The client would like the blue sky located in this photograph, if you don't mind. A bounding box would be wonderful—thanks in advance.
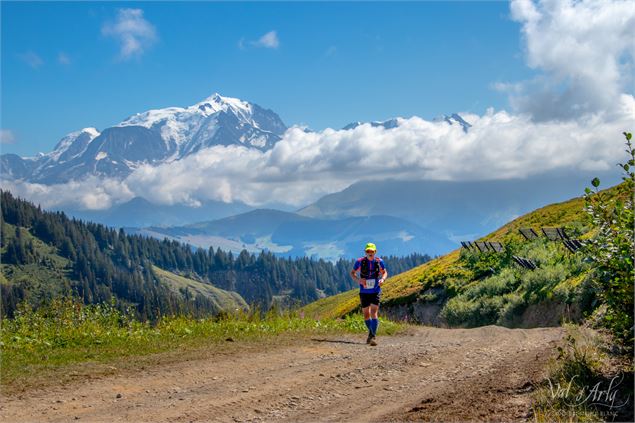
[1,1,533,156]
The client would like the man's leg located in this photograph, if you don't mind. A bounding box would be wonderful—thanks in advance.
[362,305,373,343]
[369,304,380,336]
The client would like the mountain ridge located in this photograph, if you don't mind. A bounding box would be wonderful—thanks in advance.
[0,93,287,184]
[132,208,455,260]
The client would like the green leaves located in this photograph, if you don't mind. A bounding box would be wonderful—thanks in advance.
[583,131,634,351]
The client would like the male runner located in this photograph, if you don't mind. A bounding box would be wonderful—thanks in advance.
[350,242,388,346]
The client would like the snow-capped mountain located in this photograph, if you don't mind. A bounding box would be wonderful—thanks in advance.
[441,113,471,133]
[342,118,400,130]
[0,94,287,184]
[118,93,286,157]
[342,113,471,132]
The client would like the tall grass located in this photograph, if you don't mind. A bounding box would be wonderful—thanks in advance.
[532,325,606,422]
[0,298,402,390]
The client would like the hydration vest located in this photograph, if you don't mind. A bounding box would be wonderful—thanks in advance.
[360,257,382,279]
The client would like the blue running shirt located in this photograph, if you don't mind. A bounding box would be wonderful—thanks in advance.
[353,257,386,294]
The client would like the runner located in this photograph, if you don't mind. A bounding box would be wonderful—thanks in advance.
[350,242,388,346]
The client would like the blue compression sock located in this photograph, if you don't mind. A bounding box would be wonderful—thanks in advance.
[370,318,379,335]
[364,319,372,333]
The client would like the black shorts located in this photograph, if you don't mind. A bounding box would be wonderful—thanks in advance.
[359,292,381,308]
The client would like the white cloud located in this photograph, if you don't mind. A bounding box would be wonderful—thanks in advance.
[1,176,135,211]
[102,8,157,60]
[0,129,16,145]
[253,30,279,49]
[4,96,632,210]
[18,51,43,69]
[501,0,635,121]
[57,52,71,65]
[123,99,631,207]
[3,0,633,212]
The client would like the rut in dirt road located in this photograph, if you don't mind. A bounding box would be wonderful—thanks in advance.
[1,325,564,423]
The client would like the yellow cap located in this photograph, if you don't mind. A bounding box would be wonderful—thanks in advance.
[364,242,377,252]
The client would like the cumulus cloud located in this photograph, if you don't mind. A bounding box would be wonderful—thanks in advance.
[18,51,43,69]
[0,129,16,145]
[122,99,632,207]
[2,176,135,211]
[4,96,632,210]
[253,30,279,49]
[102,8,157,60]
[3,0,633,211]
[501,0,635,121]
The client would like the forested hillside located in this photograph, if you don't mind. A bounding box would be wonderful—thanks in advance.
[0,191,430,318]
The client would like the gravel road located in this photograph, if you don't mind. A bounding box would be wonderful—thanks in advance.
[1,325,564,422]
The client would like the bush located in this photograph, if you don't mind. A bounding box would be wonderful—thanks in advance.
[442,293,508,327]
[460,248,511,280]
[520,264,569,303]
[523,241,566,267]
[463,268,518,299]
[441,296,480,326]
[532,326,610,422]
[496,292,527,325]
[583,132,634,348]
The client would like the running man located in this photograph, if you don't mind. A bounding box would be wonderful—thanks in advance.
[350,242,388,346]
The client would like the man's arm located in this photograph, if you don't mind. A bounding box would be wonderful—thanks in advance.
[350,268,361,283]
[378,265,388,286]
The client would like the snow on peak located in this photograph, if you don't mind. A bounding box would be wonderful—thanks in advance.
[117,93,260,147]
[121,93,253,126]
[49,127,101,161]
[81,127,101,137]
[195,93,253,118]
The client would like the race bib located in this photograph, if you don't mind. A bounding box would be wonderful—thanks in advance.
[364,279,375,289]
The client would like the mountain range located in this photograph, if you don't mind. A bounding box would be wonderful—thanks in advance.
[1,92,618,260]
[0,93,287,184]
[130,208,455,260]
[296,174,609,240]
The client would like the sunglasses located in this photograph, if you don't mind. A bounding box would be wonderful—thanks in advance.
[365,250,376,254]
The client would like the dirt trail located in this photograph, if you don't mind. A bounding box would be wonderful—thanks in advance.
[1,325,563,422]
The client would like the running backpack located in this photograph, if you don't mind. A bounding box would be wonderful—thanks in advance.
[360,257,382,279]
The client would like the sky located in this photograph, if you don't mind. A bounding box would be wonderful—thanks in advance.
[1,0,634,211]
[1,1,533,156]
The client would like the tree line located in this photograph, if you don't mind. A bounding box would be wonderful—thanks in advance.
[0,190,431,319]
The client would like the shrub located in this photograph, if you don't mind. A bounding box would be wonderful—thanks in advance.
[496,292,527,325]
[520,264,569,303]
[463,268,518,299]
[441,296,480,327]
[532,326,606,422]
[583,132,634,348]
[460,248,510,280]
[442,294,507,327]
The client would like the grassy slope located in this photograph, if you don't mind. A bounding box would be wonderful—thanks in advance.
[0,221,247,314]
[0,222,74,298]
[303,184,624,320]
[152,266,248,312]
